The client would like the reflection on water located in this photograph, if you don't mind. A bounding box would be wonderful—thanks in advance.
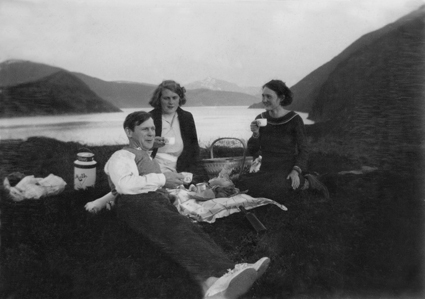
[0,107,313,146]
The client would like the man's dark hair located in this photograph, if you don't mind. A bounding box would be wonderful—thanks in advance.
[123,111,152,131]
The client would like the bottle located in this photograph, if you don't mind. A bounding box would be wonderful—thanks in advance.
[239,206,267,233]
[218,160,233,180]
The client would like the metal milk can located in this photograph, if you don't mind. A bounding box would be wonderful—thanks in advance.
[74,148,97,190]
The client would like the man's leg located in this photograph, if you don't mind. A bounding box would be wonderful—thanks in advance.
[116,192,234,282]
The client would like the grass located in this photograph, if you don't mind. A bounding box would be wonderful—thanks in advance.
[0,137,424,299]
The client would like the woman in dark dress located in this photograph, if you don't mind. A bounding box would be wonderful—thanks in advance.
[235,80,329,202]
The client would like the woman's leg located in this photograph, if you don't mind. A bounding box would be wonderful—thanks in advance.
[116,192,234,282]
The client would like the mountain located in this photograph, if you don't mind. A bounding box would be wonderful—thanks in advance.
[0,61,259,108]
[0,60,62,87]
[0,60,157,108]
[72,72,157,108]
[186,77,260,96]
[184,88,259,106]
[305,5,425,171]
[0,70,121,117]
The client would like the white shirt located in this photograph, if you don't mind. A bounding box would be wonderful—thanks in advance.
[104,150,166,194]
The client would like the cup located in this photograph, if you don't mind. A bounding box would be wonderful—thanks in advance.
[164,137,176,145]
[181,172,193,183]
[257,119,267,127]
[196,182,208,191]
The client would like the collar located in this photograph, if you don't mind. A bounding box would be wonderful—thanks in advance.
[261,111,298,125]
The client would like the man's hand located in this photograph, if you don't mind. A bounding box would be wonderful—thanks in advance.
[163,172,185,189]
[153,136,166,149]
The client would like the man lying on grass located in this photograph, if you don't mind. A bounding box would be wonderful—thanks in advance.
[86,111,269,299]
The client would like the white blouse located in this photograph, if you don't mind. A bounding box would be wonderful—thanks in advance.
[156,113,184,172]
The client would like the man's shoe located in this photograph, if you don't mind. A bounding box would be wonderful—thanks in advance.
[204,267,257,299]
[305,174,330,199]
[234,257,270,279]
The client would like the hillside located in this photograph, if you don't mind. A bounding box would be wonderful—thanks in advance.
[0,71,121,118]
[305,5,425,172]
[288,6,425,113]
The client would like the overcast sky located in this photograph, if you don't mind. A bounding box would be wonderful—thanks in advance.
[0,0,423,87]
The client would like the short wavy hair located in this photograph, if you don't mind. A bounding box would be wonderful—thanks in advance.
[123,111,152,131]
[262,80,293,107]
[149,80,187,108]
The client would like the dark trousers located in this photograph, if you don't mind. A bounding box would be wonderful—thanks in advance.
[116,191,234,282]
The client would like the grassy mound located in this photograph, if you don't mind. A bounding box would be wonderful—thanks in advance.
[0,137,423,299]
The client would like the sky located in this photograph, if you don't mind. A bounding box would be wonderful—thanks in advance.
[0,0,423,87]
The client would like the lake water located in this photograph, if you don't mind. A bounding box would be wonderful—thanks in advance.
[0,106,313,147]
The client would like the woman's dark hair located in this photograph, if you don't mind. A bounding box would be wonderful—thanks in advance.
[123,111,152,131]
[149,80,187,108]
[262,80,293,106]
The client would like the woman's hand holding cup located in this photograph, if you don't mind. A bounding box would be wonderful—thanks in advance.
[257,119,267,127]
[250,120,260,134]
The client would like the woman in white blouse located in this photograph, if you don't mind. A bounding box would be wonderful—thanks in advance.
[149,80,200,175]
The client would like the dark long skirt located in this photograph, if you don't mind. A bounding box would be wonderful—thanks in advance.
[116,191,234,283]
[236,163,305,203]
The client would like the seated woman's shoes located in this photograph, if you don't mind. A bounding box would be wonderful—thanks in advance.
[204,267,257,299]
[235,257,270,279]
[305,174,330,199]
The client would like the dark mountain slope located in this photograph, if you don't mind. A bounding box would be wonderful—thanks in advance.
[288,5,425,113]
[0,60,62,87]
[72,72,157,108]
[0,71,121,117]
[306,7,425,171]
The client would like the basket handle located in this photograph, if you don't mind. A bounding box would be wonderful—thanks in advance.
[209,137,247,176]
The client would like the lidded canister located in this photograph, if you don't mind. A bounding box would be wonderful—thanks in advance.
[74,148,97,190]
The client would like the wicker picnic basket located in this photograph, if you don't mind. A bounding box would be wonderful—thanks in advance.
[201,137,253,179]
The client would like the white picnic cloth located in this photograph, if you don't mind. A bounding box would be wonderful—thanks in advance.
[168,188,287,223]
[3,174,67,201]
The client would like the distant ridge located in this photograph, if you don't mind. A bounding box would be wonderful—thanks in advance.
[0,60,260,108]
[186,77,260,96]
[185,88,259,106]
[0,71,121,118]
